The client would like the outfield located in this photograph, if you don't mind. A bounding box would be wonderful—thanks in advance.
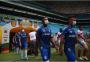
[0,44,90,62]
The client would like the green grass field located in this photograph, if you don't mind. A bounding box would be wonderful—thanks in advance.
[0,44,90,62]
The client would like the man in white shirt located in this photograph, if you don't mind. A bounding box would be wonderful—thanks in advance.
[29,31,36,41]
[29,31,38,57]
[77,26,88,60]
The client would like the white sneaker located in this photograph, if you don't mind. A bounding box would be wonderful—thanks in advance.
[44,60,49,62]
[78,57,84,60]
[26,57,28,60]
[75,60,77,62]
[82,56,88,60]
[24,57,28,60]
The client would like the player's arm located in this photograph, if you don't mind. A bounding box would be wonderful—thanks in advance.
[19,34,22,48]
[19,37,21,47]
[60,34,64,48]
[26,33,29,45]
[59,34,64,52]
[59,29,66,52]
[14,35,16,43]
[50,36,56,47]
[28,33,30,42]
[36,30,40,48]
[26,33,29,42]
[50,31,56,47]
[77,32,86,41]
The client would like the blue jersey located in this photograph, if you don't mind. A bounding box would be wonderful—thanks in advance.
[20,32,28,48]
[63,26,77,61]
[37,26,51,48]
[63,26,77,48]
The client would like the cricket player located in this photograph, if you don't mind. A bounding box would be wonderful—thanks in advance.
[20,29,28,60]
[36,16,55,62]
[15,32,21,54]
[62,16,77,61]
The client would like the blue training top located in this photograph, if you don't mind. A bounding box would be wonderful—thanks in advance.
[63,26,77,48]
[15,33,21,46]
[37,26,51,48]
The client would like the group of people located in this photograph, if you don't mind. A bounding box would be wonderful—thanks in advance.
[14,29,28,60]
[37,16,89,62]
[54,16,89,62]
[12,16,89,62]
[13,29,38,60]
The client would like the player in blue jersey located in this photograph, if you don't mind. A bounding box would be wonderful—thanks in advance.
[15,32,21,54]
[20,29,28,60]
[62,16,77,61]
[36,16,55,62]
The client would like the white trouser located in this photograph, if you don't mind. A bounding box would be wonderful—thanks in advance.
[44,60,49,62]
[16,47,19,54]
[20,49,28,59]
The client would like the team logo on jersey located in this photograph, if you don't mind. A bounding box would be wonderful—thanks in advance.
[49,30,51,32]
[44,56,47,60]
[69,35,76,37]
[44,33,50,35]
[68,29,72,33]
[40,46,43,49]
[42,29,46,32]
[68,48,71,52]
[70,31,72,33]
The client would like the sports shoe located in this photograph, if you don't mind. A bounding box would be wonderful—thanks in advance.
[78,57,84,60]
[82,56,88,60]
[24,57,28,60]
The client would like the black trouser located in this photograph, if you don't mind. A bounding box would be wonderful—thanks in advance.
[30,40,38,56]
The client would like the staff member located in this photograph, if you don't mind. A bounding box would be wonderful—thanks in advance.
[29,30,38,57]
